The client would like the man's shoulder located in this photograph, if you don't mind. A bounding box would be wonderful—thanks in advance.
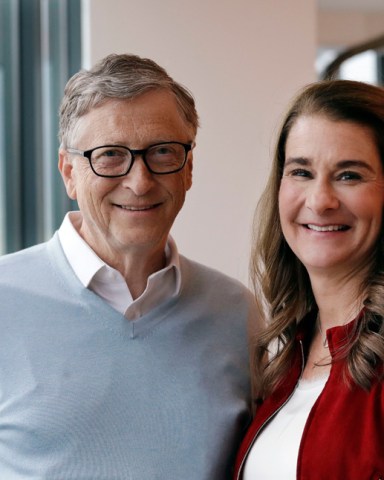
[0,239,54,285]
[0,241,49,264]
[179,254,252,297]
[178,255,259,336]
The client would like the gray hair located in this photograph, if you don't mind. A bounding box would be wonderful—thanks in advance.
[59,53,199,146]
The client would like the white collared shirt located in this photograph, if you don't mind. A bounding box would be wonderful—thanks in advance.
[58,211,181,320]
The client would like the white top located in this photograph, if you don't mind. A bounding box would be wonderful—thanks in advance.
[58,211,181,320]
[243,374,328,479]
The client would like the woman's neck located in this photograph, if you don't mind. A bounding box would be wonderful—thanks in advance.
[309,269,365,330]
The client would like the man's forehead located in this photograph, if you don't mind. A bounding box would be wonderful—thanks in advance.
[70,92,194,147]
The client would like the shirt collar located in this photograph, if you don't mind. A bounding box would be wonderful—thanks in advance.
[58,211,105,287]
[57,211,181,291]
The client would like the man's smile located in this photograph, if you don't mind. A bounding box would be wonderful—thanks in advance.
[114,202,162,211]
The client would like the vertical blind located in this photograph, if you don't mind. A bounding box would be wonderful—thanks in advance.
[0,0,81,254]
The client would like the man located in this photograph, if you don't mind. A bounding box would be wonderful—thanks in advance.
[0,54,255,479]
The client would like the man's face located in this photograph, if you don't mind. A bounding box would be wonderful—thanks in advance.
[59,90,194,263]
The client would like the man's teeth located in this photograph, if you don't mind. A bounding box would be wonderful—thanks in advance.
[307,224,346,232]
[119,205,153,211]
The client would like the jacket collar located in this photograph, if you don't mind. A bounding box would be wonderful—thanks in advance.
[296,309,363,358]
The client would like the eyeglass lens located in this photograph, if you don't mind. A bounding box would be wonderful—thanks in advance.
[90,143,186,176]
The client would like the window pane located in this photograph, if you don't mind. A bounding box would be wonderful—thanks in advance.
[0,0,81,254]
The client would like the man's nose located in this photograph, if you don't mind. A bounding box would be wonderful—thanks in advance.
[120,156,155,195]
[305,180,339,214]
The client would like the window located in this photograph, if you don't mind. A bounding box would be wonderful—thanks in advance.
[0,0,81,254]
[317,47,383,85]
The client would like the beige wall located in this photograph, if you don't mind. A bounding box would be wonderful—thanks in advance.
[318,10,384,46]
[81,0,317,285]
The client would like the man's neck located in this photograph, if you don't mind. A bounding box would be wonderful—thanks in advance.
[112,249,167,300]
[74,217,169,300]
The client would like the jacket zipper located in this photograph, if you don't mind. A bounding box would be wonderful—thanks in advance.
[236,340,305,479]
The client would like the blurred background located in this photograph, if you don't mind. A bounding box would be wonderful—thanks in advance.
[1,0,383,285]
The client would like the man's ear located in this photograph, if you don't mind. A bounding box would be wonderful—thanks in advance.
[185,151,193,191]
[58,149,77,200]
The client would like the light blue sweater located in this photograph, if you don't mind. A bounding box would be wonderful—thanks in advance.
[0,234,254,479]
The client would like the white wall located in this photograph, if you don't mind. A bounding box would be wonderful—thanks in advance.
[82,0,317,285]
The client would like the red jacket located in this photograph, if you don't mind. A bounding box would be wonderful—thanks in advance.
[234,316,384,479]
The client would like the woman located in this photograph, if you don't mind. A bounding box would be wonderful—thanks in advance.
[234,80,384,479]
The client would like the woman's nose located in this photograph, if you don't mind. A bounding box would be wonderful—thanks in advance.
[305,180,339,214]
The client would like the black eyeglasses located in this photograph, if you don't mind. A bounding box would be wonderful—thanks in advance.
[66,141,192,178]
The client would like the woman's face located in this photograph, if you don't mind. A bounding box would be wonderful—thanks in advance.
[279,114,384,279]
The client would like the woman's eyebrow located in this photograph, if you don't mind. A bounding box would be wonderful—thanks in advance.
[284,158,375,172]
[284,157,311,167]
[336,159,375,172]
